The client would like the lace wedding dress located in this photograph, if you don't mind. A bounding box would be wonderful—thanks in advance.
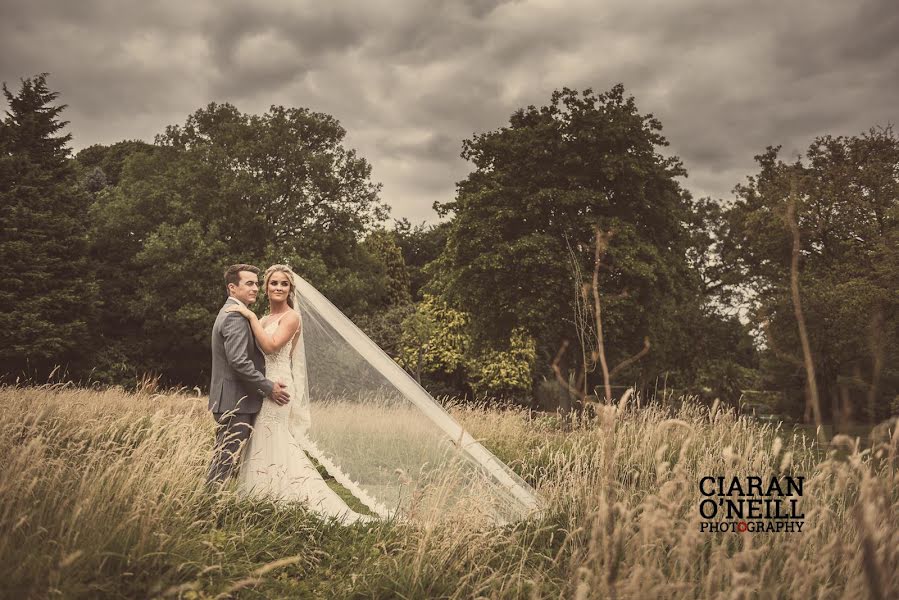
[237,314,373,524]
[231,269,540,525]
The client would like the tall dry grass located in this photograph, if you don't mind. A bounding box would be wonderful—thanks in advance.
[0,385,896,599]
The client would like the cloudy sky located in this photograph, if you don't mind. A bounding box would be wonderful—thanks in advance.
[2,0,896,224]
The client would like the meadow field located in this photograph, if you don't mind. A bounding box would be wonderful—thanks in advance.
[1,384,896,599]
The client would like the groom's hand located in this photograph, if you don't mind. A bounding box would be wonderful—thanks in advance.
[270,382,290,405]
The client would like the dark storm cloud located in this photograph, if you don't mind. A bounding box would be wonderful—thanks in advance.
[202,3,371,98]
[2,0,895,221]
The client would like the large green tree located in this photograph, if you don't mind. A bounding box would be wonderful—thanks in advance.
[0,74,96,379]
[85,102,389,386]
[84,145,231,384]
[718,128,899,421]
[158,103,387,252]
[432,85,751,397]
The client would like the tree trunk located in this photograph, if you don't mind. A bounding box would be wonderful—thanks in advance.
[786,190,824,437]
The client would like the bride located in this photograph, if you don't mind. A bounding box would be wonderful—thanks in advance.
[225,264,373,524]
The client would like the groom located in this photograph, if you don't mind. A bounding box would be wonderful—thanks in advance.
[206,264,290,486]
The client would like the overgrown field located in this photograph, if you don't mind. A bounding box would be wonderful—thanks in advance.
[1,385,896,599]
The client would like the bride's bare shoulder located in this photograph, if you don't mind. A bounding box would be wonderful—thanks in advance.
[283,309,300,328]
[271,310,300,331]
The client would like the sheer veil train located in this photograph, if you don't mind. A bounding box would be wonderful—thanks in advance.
[286,271,541,524]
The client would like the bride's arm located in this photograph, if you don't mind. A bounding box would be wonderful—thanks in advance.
[225,306,300,354]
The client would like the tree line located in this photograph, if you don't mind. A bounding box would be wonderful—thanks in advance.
[1,74,895,423]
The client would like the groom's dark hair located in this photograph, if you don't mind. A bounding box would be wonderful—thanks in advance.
[224,263,260,292]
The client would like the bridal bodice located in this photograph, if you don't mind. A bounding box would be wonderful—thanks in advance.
[254,317,294,428]
[262,316,293,377]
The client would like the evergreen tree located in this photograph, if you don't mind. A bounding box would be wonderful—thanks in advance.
[0,73,96,379]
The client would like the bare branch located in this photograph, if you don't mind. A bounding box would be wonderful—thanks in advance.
[592,226,613,402]
[609,337,651,380]
[556,225,649,411]
[786,183,823,433]
[551,340,586,402]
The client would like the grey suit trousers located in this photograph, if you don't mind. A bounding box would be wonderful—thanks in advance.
[206,412,256,486]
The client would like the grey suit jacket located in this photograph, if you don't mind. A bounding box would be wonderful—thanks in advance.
[208,297,274,414]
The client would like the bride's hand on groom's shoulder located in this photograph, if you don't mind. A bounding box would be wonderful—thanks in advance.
[225,304,256,320]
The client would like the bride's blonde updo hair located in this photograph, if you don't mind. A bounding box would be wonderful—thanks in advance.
[262,264,298,309]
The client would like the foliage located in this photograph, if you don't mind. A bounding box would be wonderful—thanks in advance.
[131,220,230,379]
[158,102,388,251]
[432,85,754,395]
[718,128,899,420]
[0,73,97,379]
[359,228,412,308]
[468,327,538,399]
[392,218,451,300]
[76,102,390,385]
[5,74,891,414]
[353,302,415,362]
[397,294,471,394]
[395,295,539,399]
[74,139,158,187]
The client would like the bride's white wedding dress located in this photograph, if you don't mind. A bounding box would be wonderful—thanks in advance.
[237,314,373,524]
[225,269,540,525]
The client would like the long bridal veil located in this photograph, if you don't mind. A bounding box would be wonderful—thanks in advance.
[284,271,541,524]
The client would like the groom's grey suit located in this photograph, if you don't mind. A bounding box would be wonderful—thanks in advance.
[206,297,274,485]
